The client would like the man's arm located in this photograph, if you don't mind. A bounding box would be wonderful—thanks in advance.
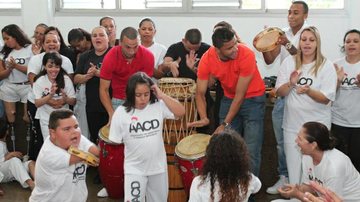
[263,46,281,65]
[187,79,210,127]
[99,78,114,126]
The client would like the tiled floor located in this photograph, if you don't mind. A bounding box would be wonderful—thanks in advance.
[0,104,287,201]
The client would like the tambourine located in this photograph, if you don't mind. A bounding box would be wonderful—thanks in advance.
[68,145,99,167]
[253,27,284,52]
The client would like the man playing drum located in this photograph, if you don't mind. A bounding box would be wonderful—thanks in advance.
[99,27,154,125]
[260,1,309,194]
[188,27,265,179]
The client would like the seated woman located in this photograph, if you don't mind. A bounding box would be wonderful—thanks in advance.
[277,122,360,202]
[189,129,261,202]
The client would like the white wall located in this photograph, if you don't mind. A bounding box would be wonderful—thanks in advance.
[1,0,359,77]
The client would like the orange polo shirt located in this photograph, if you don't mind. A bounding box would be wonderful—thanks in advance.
[197,44,265,99]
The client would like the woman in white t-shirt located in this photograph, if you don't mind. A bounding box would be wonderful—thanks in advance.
[188,129,261,202]
[138,18,167,80]
[0,24,33,144]
[278,121,360,202]
[108,72,185,202]
[33,52,76,140]
[275,26,337,185]
[331,29,360,172]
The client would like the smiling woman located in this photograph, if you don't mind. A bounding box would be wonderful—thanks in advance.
[275,121,360,202]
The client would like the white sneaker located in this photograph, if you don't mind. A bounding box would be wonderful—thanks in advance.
[97,187,108,198]
[266,175,289,194]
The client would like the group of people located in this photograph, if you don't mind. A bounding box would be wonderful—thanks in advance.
[0,0,359,201]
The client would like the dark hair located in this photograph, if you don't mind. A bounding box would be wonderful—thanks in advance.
[120,27,138,41]
[200,129,251,202]
[340,29,360,52]
[139,17,156,29]
[67,28,91,44]
[212,27,235,49]
[0,119,7,139]
[123,72,157,113]
[293,1,309,14]
[302,122,336,151]
[213,21,233,30]
[99,16,116,26]
[34,52,66,95]
[1,24,32,59]
[184,28,202,45]
[49,109,74,130]
[44,26,67,50]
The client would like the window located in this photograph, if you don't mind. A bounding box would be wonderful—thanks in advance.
[0,0,21,9]
[58,0,345,11]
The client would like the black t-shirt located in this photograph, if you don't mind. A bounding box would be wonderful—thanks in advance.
[60,46,77,69]
[165,42,210,81]
[75,47,111,112]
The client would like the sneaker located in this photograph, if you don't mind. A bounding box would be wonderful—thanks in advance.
[97,187,108,198]
[266,175,289,194]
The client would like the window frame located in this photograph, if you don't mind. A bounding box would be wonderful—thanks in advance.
[54,0,348,17]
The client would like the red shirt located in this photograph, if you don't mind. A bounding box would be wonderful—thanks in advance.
[100,45,154,99]
[197,44,265,99]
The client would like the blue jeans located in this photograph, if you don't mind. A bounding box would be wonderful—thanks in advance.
[112,98,125,110]
[219,94,265,176]
[272,98,288,177]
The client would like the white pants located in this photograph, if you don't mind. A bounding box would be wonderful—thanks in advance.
[40,118,49,140]
[284,129,302,184]
[124,172,168,202]
[0,158,31,188]
[74,84,89,139]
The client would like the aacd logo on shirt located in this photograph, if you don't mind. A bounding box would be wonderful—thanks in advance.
[129,116,160,133]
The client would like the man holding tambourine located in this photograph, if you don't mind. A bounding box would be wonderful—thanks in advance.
[253,0,310,195]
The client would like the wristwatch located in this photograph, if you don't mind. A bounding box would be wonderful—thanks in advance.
[285,42,293,50]
[221,121,229,128]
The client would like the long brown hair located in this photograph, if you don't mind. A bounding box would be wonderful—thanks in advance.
[200,129,251,202]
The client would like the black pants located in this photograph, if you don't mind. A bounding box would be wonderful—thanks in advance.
[27,101,44,161]
[86,110,108,144]
[331,123,360,172]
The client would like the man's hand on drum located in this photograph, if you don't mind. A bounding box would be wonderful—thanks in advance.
[169,57,181,77]
[187,117,210,128]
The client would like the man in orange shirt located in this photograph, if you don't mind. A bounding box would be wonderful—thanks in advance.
[188,27,265,177]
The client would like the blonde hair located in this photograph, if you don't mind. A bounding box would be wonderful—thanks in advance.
[295,26,326,77]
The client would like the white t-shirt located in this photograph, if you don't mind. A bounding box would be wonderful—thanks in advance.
[276,57,337,136]
[331,57,360,127]
[301,149,360,201]
[109,100,175,176]
[147,42,167,69]
[33,75,75,121]
[29,136,94,202]
[188,173,261,202]
[2,45,33,83]
[27,52,74,103]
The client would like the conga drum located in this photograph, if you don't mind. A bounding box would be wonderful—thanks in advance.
[175,133,211,196]
[158,77,197,202]
[253,27,284,52]
[98,125,125,199]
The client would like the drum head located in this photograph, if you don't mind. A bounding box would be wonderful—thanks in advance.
[253,27,284,52]
[98,125,114,143]
[175,133,211,160]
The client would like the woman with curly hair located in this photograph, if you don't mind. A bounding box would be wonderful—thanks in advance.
[189,129,261,202]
